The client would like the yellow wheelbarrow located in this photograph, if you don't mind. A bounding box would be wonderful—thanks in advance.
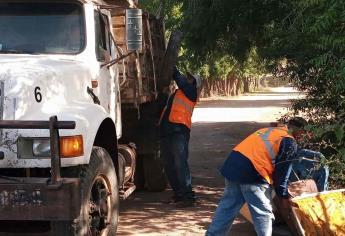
[240,180,345,236]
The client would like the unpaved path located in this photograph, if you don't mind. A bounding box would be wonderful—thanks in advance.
[117,87,302,236]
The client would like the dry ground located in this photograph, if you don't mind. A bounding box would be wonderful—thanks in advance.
[117,87,302,236]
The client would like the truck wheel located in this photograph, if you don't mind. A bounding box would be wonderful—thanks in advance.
[134,156,146,190]
[51,147,119,236]
[142,150,167,192]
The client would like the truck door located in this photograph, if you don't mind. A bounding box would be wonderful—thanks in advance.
[94,10,121,137]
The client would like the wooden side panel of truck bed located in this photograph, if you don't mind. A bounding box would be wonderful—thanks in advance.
[112,8,166,105]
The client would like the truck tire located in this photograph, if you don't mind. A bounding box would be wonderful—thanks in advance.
[134,156,146,190]
[51,147,119,236]
[142,149,167,192]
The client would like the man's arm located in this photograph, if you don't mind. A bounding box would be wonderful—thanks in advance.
[173,67,197,102]
[273,137,298,198]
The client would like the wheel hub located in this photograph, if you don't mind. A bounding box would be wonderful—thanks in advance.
[88,176,111,236]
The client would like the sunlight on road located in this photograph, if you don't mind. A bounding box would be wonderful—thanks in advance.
[193,87,302,123]
[193,107,288,122]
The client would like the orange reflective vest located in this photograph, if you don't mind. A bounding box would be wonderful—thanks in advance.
[159,89,196,129]
[233,126,293,184]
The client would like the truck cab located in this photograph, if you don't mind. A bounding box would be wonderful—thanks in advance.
[0,0,122,167]
[0,0,166,235]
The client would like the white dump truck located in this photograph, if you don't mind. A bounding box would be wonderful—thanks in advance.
[0,0,168,235]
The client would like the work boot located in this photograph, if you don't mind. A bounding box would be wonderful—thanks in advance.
[162,195,183,204]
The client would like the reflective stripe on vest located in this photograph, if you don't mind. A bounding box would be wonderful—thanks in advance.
[168,90,196,129]
[172,96,194,113]
[233,126,293,184]
[257,127,276,164]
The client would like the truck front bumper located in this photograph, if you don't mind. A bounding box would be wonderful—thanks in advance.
[0,177,80,221]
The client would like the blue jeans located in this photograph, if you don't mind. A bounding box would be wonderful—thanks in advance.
[161,132,194,200]
[206,179,274,236]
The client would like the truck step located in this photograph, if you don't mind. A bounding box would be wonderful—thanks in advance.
[120,183,136,200]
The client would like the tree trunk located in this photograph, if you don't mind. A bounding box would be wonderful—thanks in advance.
[226,78,230,96]
[228,75,236,96]
[243,77,250,93]
[236,78,242,95]
[203,80,211,97]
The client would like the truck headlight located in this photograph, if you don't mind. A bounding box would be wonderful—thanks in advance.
[33,139,51,157]
[17,135,84,159]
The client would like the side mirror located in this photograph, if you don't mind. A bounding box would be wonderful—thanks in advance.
[126,9,143,52]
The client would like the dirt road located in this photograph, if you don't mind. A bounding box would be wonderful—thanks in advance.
[117,87,301,236]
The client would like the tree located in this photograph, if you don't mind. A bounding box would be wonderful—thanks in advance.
[261,0,345,187]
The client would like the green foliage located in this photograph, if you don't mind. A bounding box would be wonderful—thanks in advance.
[140,0,184,33]
[140,0,269,84]
[263,0,345,187]
[213,56,235,80]
[302,121,345,188]
[263,0,345,116]
[242,47,267,78]
[182,0,285,62]
[139,0,160,13]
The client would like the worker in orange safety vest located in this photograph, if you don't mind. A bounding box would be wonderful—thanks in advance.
[206,118,305,236]
[159,66,202,208]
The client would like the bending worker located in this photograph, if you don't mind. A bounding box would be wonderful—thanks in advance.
[159,66,202,208]
[206,118,305,236]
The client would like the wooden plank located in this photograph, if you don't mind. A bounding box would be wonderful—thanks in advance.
[113,28,126,42]
[112,16,125,25]
[103,0,137,8]
[145,14,157,92]
[114,10,167,105]
[158,30,183,90]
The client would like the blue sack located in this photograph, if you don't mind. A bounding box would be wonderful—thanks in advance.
[289,149,329,192]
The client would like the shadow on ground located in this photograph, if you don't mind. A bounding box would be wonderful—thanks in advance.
[119,88,297,235]
[119,122,268,236]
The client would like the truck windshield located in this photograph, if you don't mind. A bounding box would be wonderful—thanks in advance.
[0,2,85,54]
